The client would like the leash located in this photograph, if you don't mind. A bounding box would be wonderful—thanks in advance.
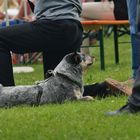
[36,85,43,106]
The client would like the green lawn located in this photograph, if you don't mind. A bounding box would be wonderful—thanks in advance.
[1,33,139,140]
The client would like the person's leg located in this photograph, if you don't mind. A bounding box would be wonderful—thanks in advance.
[46,20,83,73]
[81,1,115,20]
[0,21,46,86]
[127,0,140,79]
[131,34,140,78]
[106,0,140,115]
[83,82,113,98]
[106,67,140,115]
[0,49,15,86]
[0,19,83,86]
[43,51,73,76]
[128,67,140,109]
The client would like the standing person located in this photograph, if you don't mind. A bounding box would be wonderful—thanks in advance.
[127,0,140,81]
[106,0,140,115]
[0,0,83,86]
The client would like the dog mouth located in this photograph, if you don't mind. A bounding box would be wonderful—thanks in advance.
[80,54,95,70]
[87,62,93,66]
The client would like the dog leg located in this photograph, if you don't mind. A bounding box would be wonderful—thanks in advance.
[78,96,94,101]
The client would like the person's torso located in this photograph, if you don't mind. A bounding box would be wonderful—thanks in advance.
[34,0,82,21]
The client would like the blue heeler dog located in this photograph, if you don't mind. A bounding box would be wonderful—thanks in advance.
[0,52,93,108]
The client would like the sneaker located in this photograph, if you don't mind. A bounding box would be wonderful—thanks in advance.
[105,78,132,96]
[106,103,140,116]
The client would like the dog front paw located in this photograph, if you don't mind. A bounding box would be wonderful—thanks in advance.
[79,96,94,101]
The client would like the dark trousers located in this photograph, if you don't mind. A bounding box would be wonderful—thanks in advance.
[129,67,140,107]
[0,19,83,86]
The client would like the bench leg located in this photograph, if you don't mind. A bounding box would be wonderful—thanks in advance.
[113,25,119,64]
[98,28,105,70]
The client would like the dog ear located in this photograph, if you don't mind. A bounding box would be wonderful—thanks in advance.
[72,52,82,64]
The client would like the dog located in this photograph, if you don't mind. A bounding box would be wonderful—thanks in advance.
[0,52,93,108]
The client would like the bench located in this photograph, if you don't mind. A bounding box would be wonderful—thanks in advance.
[81,20,130,70]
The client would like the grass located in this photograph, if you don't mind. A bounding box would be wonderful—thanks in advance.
[1,33,139,140]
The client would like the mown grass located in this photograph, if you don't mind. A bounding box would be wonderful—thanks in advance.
[1,33,140,140]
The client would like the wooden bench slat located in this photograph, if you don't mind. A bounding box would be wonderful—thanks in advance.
[81,20,129,25]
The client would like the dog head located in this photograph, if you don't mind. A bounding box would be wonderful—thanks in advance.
[80,54,95,70]
[54,52,95,74]
[53,52,86,86]
[54,52,95,86]
[54,52,87,74]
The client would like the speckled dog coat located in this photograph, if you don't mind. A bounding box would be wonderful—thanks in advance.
[0,52,87,108]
